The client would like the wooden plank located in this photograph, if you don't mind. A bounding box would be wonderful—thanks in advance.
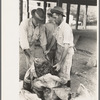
[19,0,23,24]
[57,0,62,7]
[33,0,97,6]
[86,5,88,15]
[66,3,70,23]
[76,4,80,29]
[27,0,29,18]
[83,5,88,29]
[44,0,47,23]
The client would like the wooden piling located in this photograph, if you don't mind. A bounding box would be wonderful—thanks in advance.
[19,0,23,24]
[76,4,80,29]
[66,3,70,23]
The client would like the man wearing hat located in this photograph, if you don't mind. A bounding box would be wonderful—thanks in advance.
[44,8,57,64]
[19,8,47,79]
[51,6,74,86]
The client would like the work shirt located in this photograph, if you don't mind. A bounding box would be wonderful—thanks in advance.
[19,18,47,50]
[53,20,74,47]
[45,22,57,50]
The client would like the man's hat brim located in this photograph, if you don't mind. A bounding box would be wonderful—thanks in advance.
[51,9,65,17]
[47,13,52,16]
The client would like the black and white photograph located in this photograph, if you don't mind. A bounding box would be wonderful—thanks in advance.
[19,0,98,100]
[2,0,98,100]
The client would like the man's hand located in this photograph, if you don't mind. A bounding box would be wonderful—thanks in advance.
[24,78,31,83]
[43,50,50,61]
[53,63,61,71]
[44,50,50,55]
[24,49,35,65]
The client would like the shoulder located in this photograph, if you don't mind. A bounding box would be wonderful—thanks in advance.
[61,22,72,33]
[45,22,55,27]
[64,22,71,29]
[45,23,55,31]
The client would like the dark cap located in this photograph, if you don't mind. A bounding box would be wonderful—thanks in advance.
[51,6,65,17]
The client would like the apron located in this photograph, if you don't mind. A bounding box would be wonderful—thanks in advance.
[55,44,74,83]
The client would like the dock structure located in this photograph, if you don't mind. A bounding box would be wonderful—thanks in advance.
[19,0,97,29]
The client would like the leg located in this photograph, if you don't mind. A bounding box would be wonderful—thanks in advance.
[59,48,74,84]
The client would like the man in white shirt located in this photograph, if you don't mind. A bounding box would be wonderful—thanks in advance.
[19,8,47,79]
[51,6,74,86]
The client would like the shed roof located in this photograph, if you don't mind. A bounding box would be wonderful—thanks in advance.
[33,0,97,6]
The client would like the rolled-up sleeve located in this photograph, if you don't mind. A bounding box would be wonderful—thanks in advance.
[39,25,47,46]
[19,20,30,50]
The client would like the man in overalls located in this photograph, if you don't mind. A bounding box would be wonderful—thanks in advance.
[51,6,74,86]
[44,8,57,65]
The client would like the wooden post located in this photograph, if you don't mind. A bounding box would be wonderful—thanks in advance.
[26,0,29,18]
[57,0,62,7]
[19,0,23,24]
[83,5,88,29]
[44,0,47,23]
[76,4,80,29]
[66,3,70,23]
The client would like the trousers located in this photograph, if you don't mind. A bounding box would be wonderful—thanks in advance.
[54,44,74,83]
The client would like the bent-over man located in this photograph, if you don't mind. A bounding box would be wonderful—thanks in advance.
[19,8,47,79]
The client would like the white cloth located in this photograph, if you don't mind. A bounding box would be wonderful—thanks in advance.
[32,73,62,89]
[24,62,37,83]
[19,89,41,100]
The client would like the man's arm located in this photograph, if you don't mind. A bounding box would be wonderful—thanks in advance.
[44,24,56,54]
[59,24,73,65]
[41,45,46,52]
[24,49,32,58]
[39,25,47,52]
[19,20,34,65]
[48,36,56,50]
[24,49,35,64]
[59,44,69,65]
[19,19,30,50]
[53,44,69,71]
[45,36,56,54]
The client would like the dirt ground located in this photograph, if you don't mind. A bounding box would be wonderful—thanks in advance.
[71,32,97,100]
[71,50,97,100]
